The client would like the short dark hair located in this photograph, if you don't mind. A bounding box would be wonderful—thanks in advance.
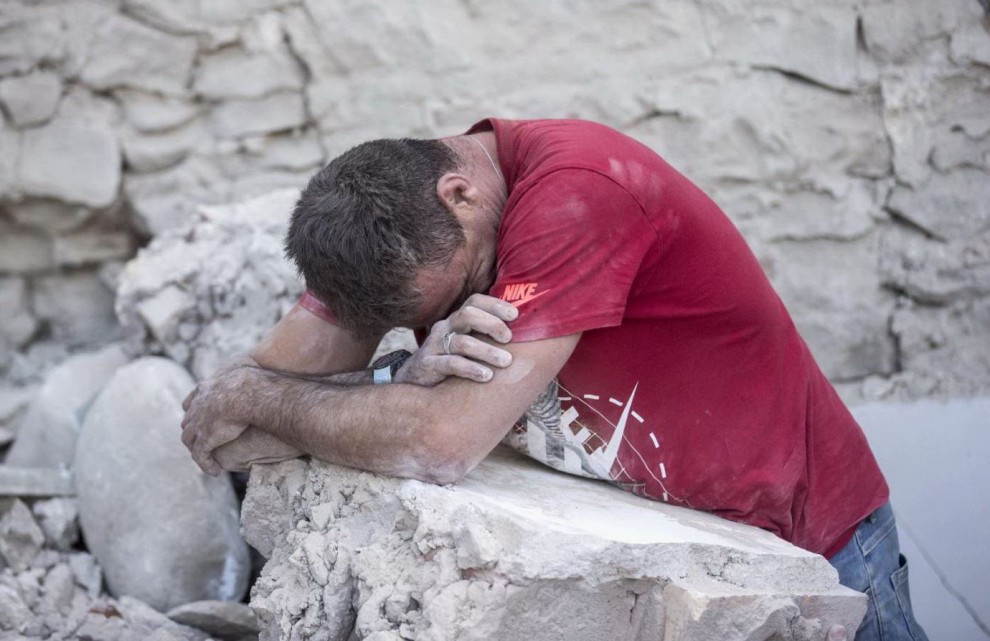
[285,138,464,337]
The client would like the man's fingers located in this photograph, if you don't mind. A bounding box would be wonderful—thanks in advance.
[433,355,494,383]
[448,334,512,368]
[463,294,519,322]
[182,387,198,412]
[449,306,513,344]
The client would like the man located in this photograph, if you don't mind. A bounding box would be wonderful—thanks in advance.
[181,119,927,641]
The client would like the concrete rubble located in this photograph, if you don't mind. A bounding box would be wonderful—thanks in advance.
[244,448,866,641]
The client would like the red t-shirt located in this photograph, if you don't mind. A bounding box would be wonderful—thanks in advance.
[469,118,888,556]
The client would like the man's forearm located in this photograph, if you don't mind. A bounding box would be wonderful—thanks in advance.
[231,365,456,482]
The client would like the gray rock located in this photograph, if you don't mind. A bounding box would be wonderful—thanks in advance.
[0,583,31,633]
[122,0,294,34]
[0,71,61,128]
[167,600,259,640]
[6,344,128,469]
[123,156,228,236]
[116,189,304,378]
[0,3,63,76]
[121,120,204,174]
[0,385,36,438]
[39,562,75,618]
[0,278,37,350]
[80,14,198,96]
[66,552,102,599]
[31,272,120,348]
[194,44,305,101]
[888,169,990,241]
[210,93,307,139]
[116,596,211,640]
[31,499,79,551]
[4,199,95,235]
[118,91,201,134]
[0,500,44,573]
[0,122,19,199]
[53,231,135,268]
[75,358,250,612]
[703,2,859,90]
[0,468,74,497]
[17,119,121,208]
[0,224,53,274]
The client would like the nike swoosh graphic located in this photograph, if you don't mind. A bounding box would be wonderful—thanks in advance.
[509,289,550,308]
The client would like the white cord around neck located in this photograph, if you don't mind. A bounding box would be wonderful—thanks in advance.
[470,136,503,182]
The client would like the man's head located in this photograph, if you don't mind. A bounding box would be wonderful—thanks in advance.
[286,138,466,337]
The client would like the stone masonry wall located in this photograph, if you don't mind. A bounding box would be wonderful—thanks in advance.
[1,0,989,407]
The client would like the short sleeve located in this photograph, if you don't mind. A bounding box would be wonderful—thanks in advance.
[490,169,657,342]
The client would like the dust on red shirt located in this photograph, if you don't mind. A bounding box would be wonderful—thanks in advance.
[471,118,889,556]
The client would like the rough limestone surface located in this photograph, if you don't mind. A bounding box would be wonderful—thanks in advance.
[243,448,866,641]
[75,357,250,611]
[0,0,988,404]
[116,189,304,379]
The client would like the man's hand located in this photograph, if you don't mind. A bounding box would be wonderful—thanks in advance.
[180,358,254,476]
[395,294,518,387]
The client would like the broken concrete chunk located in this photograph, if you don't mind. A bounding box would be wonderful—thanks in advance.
[0,70,62,128]
[167,600,260,640]
[135,285,196,345]
[244,447,866,641]
[116,189,304,378]
[75,358,249,612]
[32,498,80,551]
[66,552,103,599]
[39,562,75,618]
[0,583,32,633]
[0,500,45,573]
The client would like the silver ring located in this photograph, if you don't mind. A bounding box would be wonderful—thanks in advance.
[442,331,456,355]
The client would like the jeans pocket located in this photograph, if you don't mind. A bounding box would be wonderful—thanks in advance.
[891,555,930,641]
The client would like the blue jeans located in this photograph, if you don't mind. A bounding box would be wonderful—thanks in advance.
[828,502,930,641]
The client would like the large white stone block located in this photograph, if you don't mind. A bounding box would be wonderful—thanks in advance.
[79,14,198,96]
[210,92,308,139]
[75,357,250,611]
[17,119,121,208]
[244,447,866,641]
[194,45,305,101]
[702,2,860,90]
[0,70,62,128]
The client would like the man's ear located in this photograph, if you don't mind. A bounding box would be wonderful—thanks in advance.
[436,173,479,210]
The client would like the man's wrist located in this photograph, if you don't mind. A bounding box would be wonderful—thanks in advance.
[371,350,413,384]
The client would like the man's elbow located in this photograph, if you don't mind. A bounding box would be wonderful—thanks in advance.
[409,416,477,486]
